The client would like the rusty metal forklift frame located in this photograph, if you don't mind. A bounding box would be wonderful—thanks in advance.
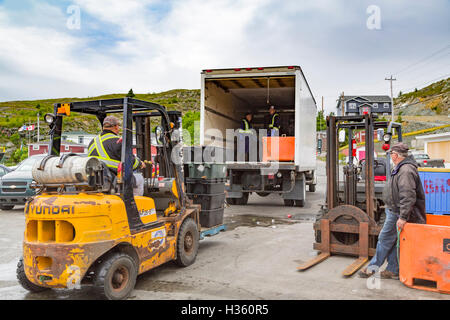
[298,114,402,276]
[46,98,184,234]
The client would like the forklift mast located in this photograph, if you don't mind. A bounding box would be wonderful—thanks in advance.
[46,98,184,232]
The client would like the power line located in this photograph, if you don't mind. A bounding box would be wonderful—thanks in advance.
[393,43,450,76]
[400,73,450,93]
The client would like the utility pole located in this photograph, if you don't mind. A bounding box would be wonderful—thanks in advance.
[340,92,345,116]
[385,75,397,122]
[37,111,40,143]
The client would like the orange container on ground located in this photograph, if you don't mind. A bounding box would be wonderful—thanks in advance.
[399,214,450,294]
[262,137,295,162]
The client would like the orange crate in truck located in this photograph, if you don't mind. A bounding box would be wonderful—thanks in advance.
[399,214,450,294]
[262,137,295,162]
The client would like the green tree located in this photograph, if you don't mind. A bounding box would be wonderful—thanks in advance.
[316,110,326,131]
[396,111,403,123]
[127,89,135,98]
[182,111,200,145]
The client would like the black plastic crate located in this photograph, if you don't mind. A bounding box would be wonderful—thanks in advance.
[186,178,226,194]
[199,207,224,228]
[187,192,226,210]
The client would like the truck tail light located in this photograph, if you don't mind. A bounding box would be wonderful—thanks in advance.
[257,67,264,70]
[288,66,295,69]
[234,68,241,71]
[423,160,427,165]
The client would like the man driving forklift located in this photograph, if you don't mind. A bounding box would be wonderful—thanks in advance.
[87,115,146,196]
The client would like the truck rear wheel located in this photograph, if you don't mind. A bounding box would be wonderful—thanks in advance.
[16,258,49,293]
[284,199,294,206]
[175,218,199,267]
[0,205,14,210]
[93,252,137,300]
[226,198,236,205]
[235,193,249,205]
[294,199,305,207]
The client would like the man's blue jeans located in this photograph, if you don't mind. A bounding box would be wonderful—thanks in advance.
[367,208,399,274]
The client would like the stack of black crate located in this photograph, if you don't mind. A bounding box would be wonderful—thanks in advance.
[183,146,227,228]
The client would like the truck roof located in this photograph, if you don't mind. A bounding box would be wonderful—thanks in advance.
[202,65,300,74]
[201,65,316,105]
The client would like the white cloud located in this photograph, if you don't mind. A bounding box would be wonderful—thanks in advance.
[0,0,448,115]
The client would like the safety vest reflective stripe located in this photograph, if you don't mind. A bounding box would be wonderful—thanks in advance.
[88,134,120,169]
[239,119,253,134]
[269,113,279,130]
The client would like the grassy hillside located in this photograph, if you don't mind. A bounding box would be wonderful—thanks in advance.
[0,89,200,164]
[394,77,450,116]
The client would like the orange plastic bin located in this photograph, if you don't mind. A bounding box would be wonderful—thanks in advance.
[262,137,295,162]
[399,214,450,294]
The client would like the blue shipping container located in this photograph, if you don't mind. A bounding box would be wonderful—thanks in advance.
[418,168,450,215]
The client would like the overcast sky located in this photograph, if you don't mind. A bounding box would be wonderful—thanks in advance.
[0,0,449,113]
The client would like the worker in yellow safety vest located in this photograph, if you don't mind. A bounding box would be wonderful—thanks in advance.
[88,116,146,195]
[238,111,254,161]
[267,105,280,137]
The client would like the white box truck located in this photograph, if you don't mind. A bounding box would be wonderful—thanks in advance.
[199,66,317,206]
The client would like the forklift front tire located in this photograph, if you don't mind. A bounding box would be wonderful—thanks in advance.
[175,218,199,267]
[93,252,138,300]
[16,258,49,293]
[308,184,316,192]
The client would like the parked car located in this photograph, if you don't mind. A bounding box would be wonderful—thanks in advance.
[0,164,12,178]
[410,152,445,168]
[0,155,45,210]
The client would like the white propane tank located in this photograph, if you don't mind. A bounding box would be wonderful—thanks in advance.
[32,156,103,185]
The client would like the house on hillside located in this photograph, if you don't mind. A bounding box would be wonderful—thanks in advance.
[62,131,97,146]
[336,95,392,116]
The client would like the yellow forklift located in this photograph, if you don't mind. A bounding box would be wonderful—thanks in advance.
[16,98,206,299]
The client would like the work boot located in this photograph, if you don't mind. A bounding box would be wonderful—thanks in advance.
[380,270,399,280]
[358,267,375,278]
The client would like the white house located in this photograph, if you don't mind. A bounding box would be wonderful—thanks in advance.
[415,132,450,167]
[61,131,97,147]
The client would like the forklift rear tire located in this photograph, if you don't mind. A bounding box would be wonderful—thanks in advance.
[93,252,137,300]
[308,184,316,192]
[0,205,14,210]
[294,199,305,207]
[283,199,294,206]
[175,218,199,267]
[16,258,49,293]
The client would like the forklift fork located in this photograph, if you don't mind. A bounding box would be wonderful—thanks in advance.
[298,114,381,276]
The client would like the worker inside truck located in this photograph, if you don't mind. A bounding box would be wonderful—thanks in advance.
[267,105,281,136]
[238,111,255,161]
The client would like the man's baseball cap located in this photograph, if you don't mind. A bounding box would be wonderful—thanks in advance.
[103,116,120,127]
[245,110,252,116]
[389,142,409,154]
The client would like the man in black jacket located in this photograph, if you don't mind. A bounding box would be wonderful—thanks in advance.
[88,116,146,195]
[359,142,426,280]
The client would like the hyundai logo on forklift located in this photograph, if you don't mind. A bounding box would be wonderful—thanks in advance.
[26,203,75,215]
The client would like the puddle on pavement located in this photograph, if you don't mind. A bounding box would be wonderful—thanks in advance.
[223,214,303,231]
